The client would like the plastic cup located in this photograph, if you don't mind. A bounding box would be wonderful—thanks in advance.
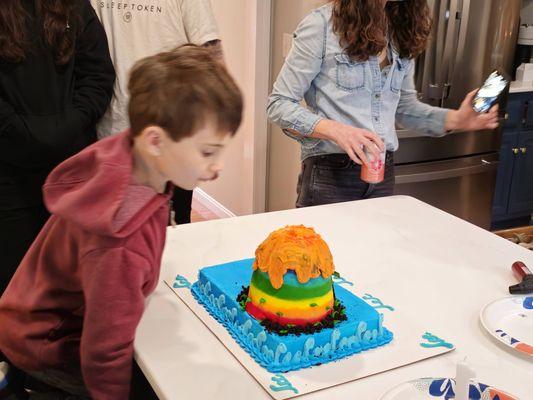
[361,147,385,184]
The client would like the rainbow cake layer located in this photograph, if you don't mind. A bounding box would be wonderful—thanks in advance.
[191,226,393,372]
[246,270,334,326]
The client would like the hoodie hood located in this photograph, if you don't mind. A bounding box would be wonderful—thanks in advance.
[43,130,171,238]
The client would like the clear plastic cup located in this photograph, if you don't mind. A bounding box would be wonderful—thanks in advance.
[361,146,385,184]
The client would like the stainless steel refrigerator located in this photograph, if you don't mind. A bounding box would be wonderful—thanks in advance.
[394,0,521,229]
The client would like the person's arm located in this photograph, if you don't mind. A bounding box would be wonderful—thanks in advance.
[444,89,499,132]
[181,0,219,44]
[80,247,153,400]
[181,0,223,61]
[70,0,115,136]
[202,39,224,63]
[267,11,383,165]
[396,60,498,134]
[395,60,450,136]
[0,2,114,168]
[266,10,326,137]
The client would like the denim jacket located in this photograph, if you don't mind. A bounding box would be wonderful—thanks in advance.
[267,4,450,161]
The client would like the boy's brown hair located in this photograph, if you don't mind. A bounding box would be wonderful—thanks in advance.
[128,44,243,140]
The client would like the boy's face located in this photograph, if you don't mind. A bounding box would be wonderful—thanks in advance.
[156,120,232,190]
[135,119,232,192]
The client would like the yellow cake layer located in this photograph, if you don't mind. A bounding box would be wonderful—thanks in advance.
[248,284,334,320]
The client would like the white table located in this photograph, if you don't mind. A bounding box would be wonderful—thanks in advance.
[135,196,533,399]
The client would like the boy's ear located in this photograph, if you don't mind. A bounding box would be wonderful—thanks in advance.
[140,126,167,157]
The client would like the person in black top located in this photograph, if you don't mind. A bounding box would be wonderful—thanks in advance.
[0,0,115,296]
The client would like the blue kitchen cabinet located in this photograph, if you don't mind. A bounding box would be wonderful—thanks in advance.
[504,96,523,129]
[492,92,533,226]
[492,130,519,218]
[508,130,533,215]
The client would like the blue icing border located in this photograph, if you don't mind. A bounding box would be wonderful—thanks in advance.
[190,259,393,373]
[419,332,454,349]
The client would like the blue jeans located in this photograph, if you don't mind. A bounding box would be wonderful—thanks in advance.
[22,360,158,400]
[296,152,395,208]
[24,369,90,399]
[0,205,49,296]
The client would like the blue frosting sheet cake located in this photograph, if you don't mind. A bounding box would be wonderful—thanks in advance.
[191,258,393,372]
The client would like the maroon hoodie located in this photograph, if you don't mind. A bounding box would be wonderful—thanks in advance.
[0,131,171,399]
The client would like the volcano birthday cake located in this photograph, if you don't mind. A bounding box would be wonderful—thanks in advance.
[191,225,393,372]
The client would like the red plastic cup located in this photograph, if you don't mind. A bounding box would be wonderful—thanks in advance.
[361,147,385,184]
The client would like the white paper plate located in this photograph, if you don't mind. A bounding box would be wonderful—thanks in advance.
[380,377,519,400]
[480,296,533,357]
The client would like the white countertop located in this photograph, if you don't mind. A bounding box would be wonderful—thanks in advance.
[134,196,533,400]
[510,80,533,93]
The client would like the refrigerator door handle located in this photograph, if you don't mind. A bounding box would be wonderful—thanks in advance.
[426,0,462,103]
[433,0,448,85]
[395,160,499,184]
[454,0,471,84]
[425,0,450,101]
[441,0,460,102]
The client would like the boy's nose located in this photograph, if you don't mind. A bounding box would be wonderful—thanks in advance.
[210,161,223,173]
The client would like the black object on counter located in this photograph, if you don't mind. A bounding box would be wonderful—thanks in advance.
[509,261,533,295]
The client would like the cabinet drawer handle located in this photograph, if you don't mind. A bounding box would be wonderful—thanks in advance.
[521,147,527,154]
[512,148,519,154]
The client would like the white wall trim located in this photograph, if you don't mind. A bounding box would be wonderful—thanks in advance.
[193,188,236,219]
[251,0,272,214]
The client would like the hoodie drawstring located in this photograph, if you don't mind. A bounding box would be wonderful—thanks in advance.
[169,200,177,228]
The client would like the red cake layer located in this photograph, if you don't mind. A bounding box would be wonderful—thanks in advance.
[245,301,333,327]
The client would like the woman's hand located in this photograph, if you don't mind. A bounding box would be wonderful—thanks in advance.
[445,89,499,132]
[311,119,385,165]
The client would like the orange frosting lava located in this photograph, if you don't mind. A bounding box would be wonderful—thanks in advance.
[253,225,335,289]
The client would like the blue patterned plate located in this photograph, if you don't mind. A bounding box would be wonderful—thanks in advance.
[480,296,533,357]
[380,377,518,400]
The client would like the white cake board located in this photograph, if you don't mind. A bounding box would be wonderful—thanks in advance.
[165,267,454,400]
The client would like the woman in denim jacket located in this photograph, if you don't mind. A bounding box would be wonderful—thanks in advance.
[267,0,499,207]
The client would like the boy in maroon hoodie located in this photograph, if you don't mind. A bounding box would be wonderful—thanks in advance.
[0,45,243,399]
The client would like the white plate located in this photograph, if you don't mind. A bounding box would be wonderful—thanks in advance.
[480,296,533,357]
[380,377,519,400]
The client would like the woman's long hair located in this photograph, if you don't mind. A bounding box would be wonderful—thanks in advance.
[331,0,432,61]
[0,0,78,64]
